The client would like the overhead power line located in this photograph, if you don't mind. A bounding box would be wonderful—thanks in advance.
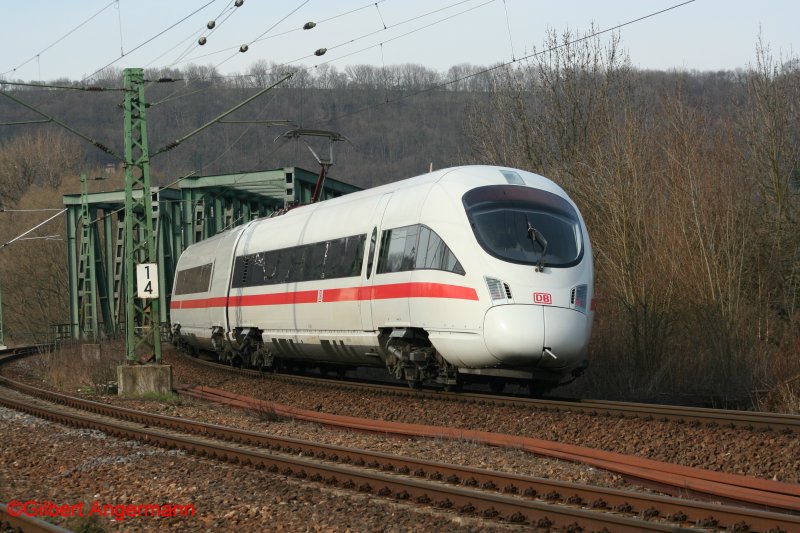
[0,209,67,250]
[145,0,242,70]
[211,0,312,72]
[167,0,387,69]
[1,1,117,78]
[315,0,698,125]
[0,81,125,92]
[82,0,219,83]
[0,89,122,159]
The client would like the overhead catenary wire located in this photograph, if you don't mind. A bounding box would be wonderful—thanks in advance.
[0,89,122,159]
[82,0,219,83]
[0,209,67,250]
[169,0,487,81]
[312,0,698,126]
[0,208,66,212]
[166,0,386,69]
[2,0,698,231]
[85,80,291,227]
[306,0,494,69]
[151,72,292,156]
[501,0,515,62]
[211,0,312,73]
[1,0,117,78]
[145,0,240,71]
[143,1,244,108]
[115,0,125,56]
[0,80,125,92]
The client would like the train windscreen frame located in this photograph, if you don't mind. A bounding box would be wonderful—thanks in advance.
[462,185,583,268]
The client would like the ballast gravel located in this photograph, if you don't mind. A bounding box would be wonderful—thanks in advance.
[2,347,798,531]
[0,407,528,532]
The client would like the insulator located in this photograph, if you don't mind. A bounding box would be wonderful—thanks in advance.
[198,36,207,45]
[303,22,316,30]
[240,44,249,53]
[234,0,244,6]
[207,20,216,30]
[314,48,327,56]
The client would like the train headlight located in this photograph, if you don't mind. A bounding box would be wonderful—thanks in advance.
[571,284,588,313]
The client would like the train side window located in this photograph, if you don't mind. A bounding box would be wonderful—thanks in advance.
[378,224,465,276]
[419,228,465,275]
[232,233,370,287]
[174,262,213,294]
[323,236,352,279]
[283,246,304,283]
[262,250,280,284]
[345,234,366,277]
[304,242,327,281]
[377,226,410,274]
[402,225,418,270]
[366,228,377,279]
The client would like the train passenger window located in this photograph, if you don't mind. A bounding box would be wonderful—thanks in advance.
[174,263,213,295]
[417,227,465,274]
[304,242,328,280]
[377,225,464,275]
[325,235,365,279]
[231,233,367,288]
[377,226,410,273]
[282,246,304,283]
[261,250,281,284]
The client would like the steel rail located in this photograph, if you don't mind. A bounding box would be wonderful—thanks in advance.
[180,384,800,515]
[0,386,689,533]
[3,349,799,529]
[179,352,800,434]
[3,375,798,531]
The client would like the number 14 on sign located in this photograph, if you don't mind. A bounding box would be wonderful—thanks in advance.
[136,263,159,299]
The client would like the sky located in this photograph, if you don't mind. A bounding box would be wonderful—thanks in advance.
[1,0,798,82]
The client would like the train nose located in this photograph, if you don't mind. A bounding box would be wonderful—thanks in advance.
[541,306,591,368]
[483,305,545,366]
[483,305,590,368]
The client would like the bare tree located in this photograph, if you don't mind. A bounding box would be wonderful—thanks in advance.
[0,130,84,208]
[739,36,800,346]
[0,181,77,343]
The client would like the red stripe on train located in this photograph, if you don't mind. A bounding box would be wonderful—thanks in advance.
[170,282,478,310]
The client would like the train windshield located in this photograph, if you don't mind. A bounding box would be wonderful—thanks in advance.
[463,185,583,268]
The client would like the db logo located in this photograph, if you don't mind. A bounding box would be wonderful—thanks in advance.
[533,292,552,304]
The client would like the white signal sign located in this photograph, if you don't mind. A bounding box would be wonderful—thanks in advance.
[136,263,159,299]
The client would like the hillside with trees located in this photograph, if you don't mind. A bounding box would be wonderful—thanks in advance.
[0,30,797,410]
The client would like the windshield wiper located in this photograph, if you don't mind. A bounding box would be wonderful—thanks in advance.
[526,220,548,272]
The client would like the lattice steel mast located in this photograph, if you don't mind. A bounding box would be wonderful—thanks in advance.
[123,68,161,363]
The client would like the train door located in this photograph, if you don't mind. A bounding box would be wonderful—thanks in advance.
[360,193,393,331]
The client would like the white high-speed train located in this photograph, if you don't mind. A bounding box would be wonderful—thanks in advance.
[170,165,594,393]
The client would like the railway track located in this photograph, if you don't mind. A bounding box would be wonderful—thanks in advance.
[180,352,800,434]
[4,347,800,530]
[1,376,799,532]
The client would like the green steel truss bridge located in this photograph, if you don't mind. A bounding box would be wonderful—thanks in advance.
[63,167,360,341]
